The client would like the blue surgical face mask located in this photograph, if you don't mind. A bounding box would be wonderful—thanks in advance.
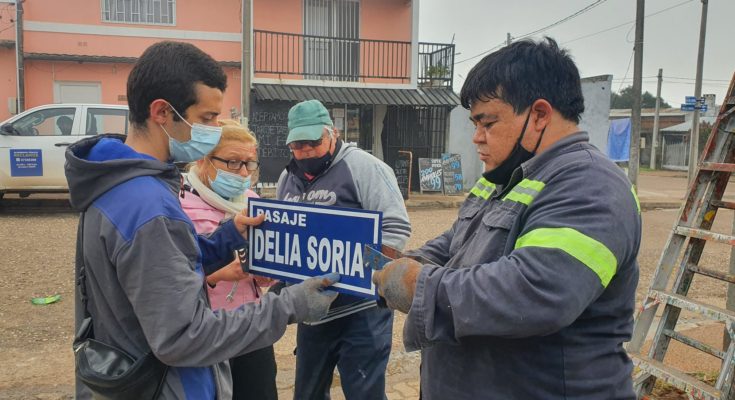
[159,104,222,163]
[208,159,252,199]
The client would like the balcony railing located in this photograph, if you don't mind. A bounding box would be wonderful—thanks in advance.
[253,30,454,87]
[417,42,455,88]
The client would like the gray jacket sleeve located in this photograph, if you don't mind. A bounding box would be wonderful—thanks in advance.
[114,216,309,367]
[349,151,411,250]
[404,162,641,350]
[407,226,454,265]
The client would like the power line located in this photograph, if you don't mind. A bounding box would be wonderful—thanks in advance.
[563,0,693,45]
[611,48,635,108]
[665,76,730,82]
[515,0,608,40]
[455,0,608,65]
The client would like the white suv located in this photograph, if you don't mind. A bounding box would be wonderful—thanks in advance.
[0,104,129,198]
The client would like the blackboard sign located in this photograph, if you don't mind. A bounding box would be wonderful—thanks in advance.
[441,153,463,195]
[394,151,412,200]
[249,100,293,184]
[418,158,443,193]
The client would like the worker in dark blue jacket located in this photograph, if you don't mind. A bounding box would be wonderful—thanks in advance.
[373,37,641,400]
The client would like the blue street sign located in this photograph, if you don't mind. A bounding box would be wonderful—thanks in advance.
[699,105,708,112]
[247,198,382,298]
[685,96,697,105]
[681,104,696,111]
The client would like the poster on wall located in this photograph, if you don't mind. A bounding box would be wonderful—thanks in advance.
[394,151,412,200]
[418,158,443,193]
[441,153,463,195]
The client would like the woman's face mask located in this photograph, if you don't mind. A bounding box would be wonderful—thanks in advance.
[159,104,222,163]
[207,158,252,199]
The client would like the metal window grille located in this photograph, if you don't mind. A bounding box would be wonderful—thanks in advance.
[303,0,359,81]
[102,0,175,25]
[383,106,450,191]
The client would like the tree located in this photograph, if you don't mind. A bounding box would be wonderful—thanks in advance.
[610,85,671,109]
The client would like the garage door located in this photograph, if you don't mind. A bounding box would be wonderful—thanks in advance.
[54,82,101,104]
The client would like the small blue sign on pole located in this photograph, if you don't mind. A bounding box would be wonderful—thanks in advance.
[248,198,382,298]
[681,104,696,112]
[685,96,697,105]
[10,149,43,177]
[698,105,708,112]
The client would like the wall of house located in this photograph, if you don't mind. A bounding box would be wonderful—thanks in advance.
[361,0,412,84]
[6,0,421,121]
[362,0,411,41]
[0,47,17,121]
[0,2,17,120]
[579,75,612,154]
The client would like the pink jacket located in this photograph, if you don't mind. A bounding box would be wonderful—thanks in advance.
[180,189,270,311]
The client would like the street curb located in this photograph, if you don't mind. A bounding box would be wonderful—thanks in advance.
[405,199,683,211]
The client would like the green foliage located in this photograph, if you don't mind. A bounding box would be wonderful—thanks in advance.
[425,64,450,79]
[611,85,672,109]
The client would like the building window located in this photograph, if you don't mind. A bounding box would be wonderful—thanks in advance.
[102,0,176,25]
[303,0,359,81]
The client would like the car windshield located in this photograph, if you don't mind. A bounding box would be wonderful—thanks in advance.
[11,108,76,136]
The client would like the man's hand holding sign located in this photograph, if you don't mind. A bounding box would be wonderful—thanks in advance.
[230,205,340,323]
[247,198,383,300]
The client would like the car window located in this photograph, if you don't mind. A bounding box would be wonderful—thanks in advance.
[11,108,76,136]
[87,108,129,136]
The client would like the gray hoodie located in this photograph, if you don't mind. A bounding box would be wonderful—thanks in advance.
[66,135,311,399]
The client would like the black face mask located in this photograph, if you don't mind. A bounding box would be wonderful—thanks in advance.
[294,136,336,176]
[295,152,332,176]
[483,111,545,186]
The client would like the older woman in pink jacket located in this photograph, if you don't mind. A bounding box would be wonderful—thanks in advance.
[180,120,277,400]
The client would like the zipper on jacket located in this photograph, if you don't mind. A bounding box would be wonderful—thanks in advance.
[225,281,238,303]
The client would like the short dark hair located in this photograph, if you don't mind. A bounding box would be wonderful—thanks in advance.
[460,37,584,124]
[126,41,227,128]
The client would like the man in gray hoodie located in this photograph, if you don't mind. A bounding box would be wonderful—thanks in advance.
[277,100,411,399]
[66,41,339,399]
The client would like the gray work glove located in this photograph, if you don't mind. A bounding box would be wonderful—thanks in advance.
[284,273,340,323]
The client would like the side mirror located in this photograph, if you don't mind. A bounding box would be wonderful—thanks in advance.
[0,123,16,135]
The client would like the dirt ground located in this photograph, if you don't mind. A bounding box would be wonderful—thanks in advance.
[1,205,733,399]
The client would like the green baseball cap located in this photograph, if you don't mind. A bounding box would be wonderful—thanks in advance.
[287,100,334,144]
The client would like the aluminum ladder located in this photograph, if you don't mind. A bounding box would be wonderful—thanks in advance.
[627,72,735,400]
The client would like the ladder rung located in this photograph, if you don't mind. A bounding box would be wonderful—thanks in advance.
[663,328,726,359]
[675,226,735,246]
[699,162,735,173]
[631,354,721,399]
[711,200,735,211]
[649,290,735,324]
[688,264,735,284]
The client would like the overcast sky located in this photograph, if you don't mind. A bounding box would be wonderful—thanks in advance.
[419,0,735,109]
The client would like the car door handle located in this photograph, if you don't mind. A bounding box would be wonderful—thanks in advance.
[54,142,72,147]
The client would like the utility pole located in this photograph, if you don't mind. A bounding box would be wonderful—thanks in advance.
[15,0,25,113]
[650,68,663,170]
[240,0,252,127]
[628,0,645,188]
[688,0,708,183]
[506,33,511,46]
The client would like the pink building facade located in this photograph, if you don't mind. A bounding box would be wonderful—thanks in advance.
[1,0,457,184]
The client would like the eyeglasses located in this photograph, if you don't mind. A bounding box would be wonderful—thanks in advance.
[288,137,324,151]
[210,156,260,172]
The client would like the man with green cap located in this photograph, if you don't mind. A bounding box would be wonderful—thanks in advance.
[276,99,411,399]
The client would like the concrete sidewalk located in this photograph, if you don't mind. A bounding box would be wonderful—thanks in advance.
[403,170,710,211]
